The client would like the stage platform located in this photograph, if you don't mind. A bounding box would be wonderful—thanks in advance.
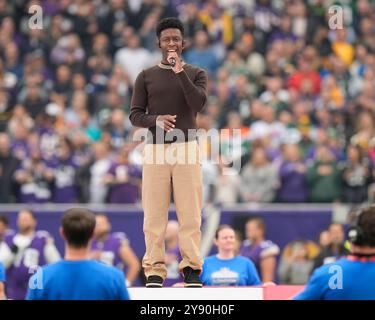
[128,286,304,300]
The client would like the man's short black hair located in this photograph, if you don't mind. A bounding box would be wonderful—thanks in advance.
[156,17,184,38]
[0,215,8,226]
[62,208,96,248]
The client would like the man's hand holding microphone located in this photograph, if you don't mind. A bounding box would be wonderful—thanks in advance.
[167,50,183,73]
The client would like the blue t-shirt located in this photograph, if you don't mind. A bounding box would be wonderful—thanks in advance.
[0,262,5,282]
[200,255,261,286]
[26,260,130,300]
[294,258,375,300]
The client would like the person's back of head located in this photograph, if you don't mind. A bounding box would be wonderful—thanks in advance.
[348,205,375,250]
[61,208,96,248]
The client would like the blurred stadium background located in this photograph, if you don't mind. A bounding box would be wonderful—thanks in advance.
[0,0,374,290]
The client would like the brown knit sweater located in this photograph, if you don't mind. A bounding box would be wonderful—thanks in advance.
[129,63,207,143]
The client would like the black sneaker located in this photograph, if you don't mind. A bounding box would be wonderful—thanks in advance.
[183,267,202,288]
[146,275,163,288]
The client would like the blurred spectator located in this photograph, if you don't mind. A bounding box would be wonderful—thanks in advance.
[52,64,73,97]
[214,155,241,204]
[106,108,131,150]
[184,29,220,76]
[88,142,111,203]
[90,213,140,286]
[287,54,321,96]
[103,144,142,204]
[312,223,350,272]
[317,229,331,248]
[2,210,61,300]
[10,123,30,161]
[341,145,372,203]
[306,145,342,202]
[0,56,17,92]
[350,111,375,152]
[277,144,308,202]
[0,133,19,203]
[200,225,261,286]
[17,83,48,119]
[259,76,289,112]
[278,239,319,285]
[240,217,280,282]
[114,33,152,85]
[14,148,54,203]
[50,138,79,203]
[50,33,85,69]
[331,28,355,67]
[179,2,205,49]
[198,1,233,48]
[241,147,278,203]
[7,104,34,136]
[220,111,250,164]
[249,105,286,149]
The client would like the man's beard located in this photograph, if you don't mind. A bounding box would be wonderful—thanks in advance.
[19,226,33,234]
[96,231,109,240]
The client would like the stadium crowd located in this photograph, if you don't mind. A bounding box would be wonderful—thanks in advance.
[0,0,374,206]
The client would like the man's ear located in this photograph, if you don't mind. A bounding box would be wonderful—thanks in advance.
[59,227,65,240]
[213,238,218,247]
[182,39,186,49]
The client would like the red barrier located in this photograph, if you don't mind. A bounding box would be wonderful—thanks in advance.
[262,285,305,300]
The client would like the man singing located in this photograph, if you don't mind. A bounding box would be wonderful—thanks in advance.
[129,17,207,288]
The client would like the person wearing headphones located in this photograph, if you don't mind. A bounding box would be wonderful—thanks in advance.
[294,205,375,300]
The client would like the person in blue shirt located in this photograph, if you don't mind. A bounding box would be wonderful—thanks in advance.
[0,262,6,299]
[26,208,130,300]
[200,225,261,286]
[294,205,375,300]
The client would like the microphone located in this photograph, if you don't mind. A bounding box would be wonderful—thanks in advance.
[170,58,176,67]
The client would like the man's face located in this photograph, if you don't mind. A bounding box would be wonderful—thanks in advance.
[0,135,10,155]
[17,211,36,233]
[94,215,110,238]
[246,221,262,242]
[215,228,236,252]
[159,28,184,62]
[329,224,344,245]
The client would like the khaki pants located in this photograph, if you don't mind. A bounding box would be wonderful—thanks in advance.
[142,140,203,279]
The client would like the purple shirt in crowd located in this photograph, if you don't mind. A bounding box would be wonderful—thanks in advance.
[277,161,309,202]
[15,159,53,203]
[107,163,142,204]
[50,158,78,203]
[11,139,30,160]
